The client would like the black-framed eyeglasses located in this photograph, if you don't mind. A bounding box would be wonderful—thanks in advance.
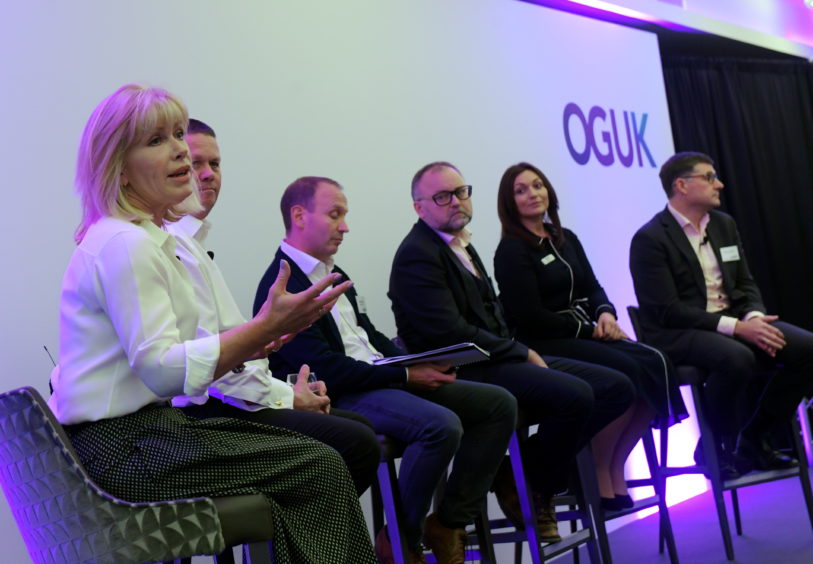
[416,185,473,206]
[680,172,720,184]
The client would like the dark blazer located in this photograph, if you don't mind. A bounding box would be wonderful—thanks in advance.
[253,248,406,399]
[629,207,765,355]
[388,219,528,363]
[494,228,616,341]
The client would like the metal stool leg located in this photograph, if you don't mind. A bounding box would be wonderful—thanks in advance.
[474,502,497,563]
[243,541,273,564]
[691,384,735,560]
[509,431,544,564]
[798,400,813,468]
[791,414,813,531]
[642,426,679,564]
[214,547,236,564]
[658,420,670,555]
[575,447,610,564]
[377,458,407,564]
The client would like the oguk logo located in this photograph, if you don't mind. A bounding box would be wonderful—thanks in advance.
[563,103,656,168]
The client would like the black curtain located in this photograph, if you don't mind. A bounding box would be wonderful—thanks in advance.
[662,56,813,330]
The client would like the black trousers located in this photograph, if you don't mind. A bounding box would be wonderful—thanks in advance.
[460,356,634,495]
[181,400,380,495]
[674,320,813,438]
[527,337,687,427]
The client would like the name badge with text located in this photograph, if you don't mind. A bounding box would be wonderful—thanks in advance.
[357,295,368,314]
[720,245,740,262]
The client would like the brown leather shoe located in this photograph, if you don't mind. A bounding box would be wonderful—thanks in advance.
[375,526,427,564]
[491,457,524,529]
[423,513,467,564]
[534,494,562,543]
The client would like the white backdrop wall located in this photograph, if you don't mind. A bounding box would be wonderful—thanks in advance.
[0,1,676,560]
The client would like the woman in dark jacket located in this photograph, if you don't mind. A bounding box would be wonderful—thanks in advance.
[494,162,686,510]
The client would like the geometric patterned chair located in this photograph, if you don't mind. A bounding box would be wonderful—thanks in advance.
[0,386,274,564]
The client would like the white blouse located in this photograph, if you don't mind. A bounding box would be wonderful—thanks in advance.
[48,217,219,425]
[168,215,293,410]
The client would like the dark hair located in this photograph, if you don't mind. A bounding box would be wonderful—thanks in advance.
[411,161,461,199]
[280,176,342,233]
[188,118,216,137]
[659,152,714,197]
[497,162,565,248]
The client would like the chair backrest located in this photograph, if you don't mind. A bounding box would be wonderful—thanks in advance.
[0,386,224,564]
[626,305,645,342]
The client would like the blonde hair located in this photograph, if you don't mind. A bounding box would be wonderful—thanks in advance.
[74,84,202,243]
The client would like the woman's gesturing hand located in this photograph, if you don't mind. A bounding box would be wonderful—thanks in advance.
[255,260,352,340]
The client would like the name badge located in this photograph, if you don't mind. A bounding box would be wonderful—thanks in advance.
[357,295,368,314]
[541,254,556,265]
[720,245,740,262]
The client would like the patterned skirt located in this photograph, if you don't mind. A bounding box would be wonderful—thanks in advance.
[65,404,376,564]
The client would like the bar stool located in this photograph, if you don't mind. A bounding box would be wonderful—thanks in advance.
[627,305,813,560]
[474,416,608,564]
[597,423,679,564]
[371,434,410,564]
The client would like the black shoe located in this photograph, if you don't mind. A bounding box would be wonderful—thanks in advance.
[694,437,743,480]
[736,434,799,471]
[491,458,524,529]
[615,494,634,509]
[600,497,623,512]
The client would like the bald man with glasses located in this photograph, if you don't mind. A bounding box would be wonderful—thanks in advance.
[630,151,813,480]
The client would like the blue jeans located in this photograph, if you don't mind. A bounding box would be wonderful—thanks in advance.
[335,380,517,548]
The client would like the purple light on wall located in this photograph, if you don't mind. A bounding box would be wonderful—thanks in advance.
[521,0,698,32]
[565,0,659,22]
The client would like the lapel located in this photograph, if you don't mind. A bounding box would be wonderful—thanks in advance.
[277,249,345,351]
[416,220,495,328]
[659,208,706,297]
[704,213,737,296]
[333,265,360,315]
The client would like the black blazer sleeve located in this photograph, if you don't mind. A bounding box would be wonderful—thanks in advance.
[629,214,721,332]
[389,221,528,363]
[629,208,766,336]
[254,250,407,398]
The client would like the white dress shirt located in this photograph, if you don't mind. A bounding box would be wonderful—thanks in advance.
[432,227,480,278]
[280,240,385,365]
[49,217,219,425]
[168,215,294,411]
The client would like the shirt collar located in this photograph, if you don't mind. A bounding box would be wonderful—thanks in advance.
[667,203,709,234]
[141,219,177,254]
[432,226,473,248]
[280,240,333,278]
[172,215,211,244]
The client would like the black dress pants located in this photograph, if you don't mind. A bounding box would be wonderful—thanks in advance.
[676,320,813,438]
[460,356,634,495]
[181,399,380,495]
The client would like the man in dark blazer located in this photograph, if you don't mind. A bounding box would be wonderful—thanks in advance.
[629,151,813,477]
[389,162,634,538]
[253,176,517,564]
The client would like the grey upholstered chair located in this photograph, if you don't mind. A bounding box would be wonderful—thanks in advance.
[0,386,274,564]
